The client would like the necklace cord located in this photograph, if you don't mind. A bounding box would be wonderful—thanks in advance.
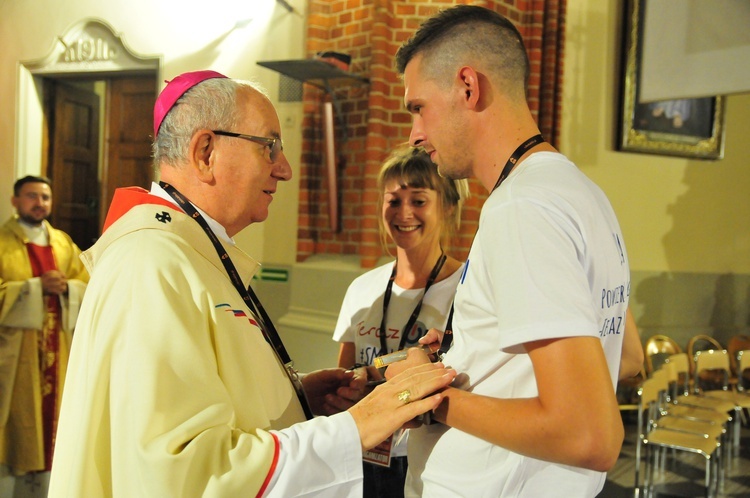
[159,181,314,420]
[491,134,545,192]
[378,251,447,356]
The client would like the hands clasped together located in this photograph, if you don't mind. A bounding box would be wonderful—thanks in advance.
[41,270,68,295]
[300,339,454,451]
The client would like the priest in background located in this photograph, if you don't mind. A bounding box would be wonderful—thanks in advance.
[0,175,89,497]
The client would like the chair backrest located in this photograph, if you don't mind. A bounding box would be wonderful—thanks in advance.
[693,349,730,392]
[687,334,723,374]
[638,369,669,434]
[660,360,679,403]
[738,349,750,392]
[664,353,691,397]
[644,334,682,374]
[727,335,750,376]
[639,374,662,406]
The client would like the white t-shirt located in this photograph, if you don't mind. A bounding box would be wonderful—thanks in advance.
[406,152,630,497]
[333,260,464,366]
[334,260,464,457]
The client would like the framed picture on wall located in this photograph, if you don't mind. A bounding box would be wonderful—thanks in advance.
[617,0,726,160]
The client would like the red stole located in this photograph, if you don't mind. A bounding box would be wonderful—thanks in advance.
[26,243,61,471]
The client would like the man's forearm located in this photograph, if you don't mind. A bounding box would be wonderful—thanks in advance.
[432,337,624,472]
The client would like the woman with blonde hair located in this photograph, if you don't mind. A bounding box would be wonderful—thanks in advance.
[333,144,468,497]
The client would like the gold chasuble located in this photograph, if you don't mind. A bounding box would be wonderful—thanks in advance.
[0,217,87,476]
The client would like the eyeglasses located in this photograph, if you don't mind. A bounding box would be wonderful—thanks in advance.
[212,130,283,163]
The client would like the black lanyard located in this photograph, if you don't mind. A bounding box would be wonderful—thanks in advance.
[159,182,314,420]
[379,252,447,356]
[491,134,545,192]
[437,304,454,360]
[438,134,544,359]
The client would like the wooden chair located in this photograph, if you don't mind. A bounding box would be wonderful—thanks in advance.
[737,350,750,393]
[644,334,682,375]
[694,349,750,457]
[617,357,646,411]
[663,354,735,415]
[687,334,723,378]
[738,350,750,430]
[634,368,722,497]
[727,335,750,381]
[664,353,692,397]
[662,356,734,459]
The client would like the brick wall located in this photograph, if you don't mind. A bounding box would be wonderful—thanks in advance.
[298,0,563,268]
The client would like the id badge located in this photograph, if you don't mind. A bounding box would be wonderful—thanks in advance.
[362,433,394,468]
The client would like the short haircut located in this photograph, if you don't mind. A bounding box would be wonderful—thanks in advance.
[377,144,469,255]
[152,77,268,169]
[395,5,529,97]
[14,175,52,196]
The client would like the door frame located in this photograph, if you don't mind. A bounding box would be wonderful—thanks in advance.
[15,18,160,213]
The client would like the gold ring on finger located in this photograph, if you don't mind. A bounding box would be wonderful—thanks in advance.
[397,389,412,405]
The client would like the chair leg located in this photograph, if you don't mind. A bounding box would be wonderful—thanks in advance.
[720,450,725,496]
[650,445,660,497]
[704,457,711,498]
[645,444,654,498]
[721,435,727,494]
[715,447,723,498]
[634,438,642,498]
[735,407,742,457]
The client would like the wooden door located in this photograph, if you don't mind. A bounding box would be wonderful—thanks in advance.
[103,76,157,225]
[49,82,100,250]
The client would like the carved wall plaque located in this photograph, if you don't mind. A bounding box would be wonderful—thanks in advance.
[25,18,159,75]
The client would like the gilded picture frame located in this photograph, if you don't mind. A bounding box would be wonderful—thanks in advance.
[618,0,725,160]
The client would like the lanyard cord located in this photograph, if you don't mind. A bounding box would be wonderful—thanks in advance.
[437,304,455,360]
[437,135,545,359]
[159,182,313,420]
[379,251,447,356]
[491,134,545,192]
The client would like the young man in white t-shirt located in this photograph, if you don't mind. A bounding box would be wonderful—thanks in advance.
[388,6,637,497]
